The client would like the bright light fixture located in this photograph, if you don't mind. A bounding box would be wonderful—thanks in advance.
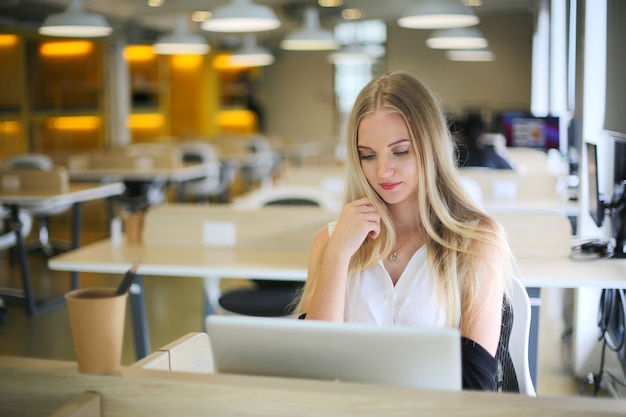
[39,0,112,38]
[154,14,209,55]
[230,34,274,67]
[426,27,487,49]
[201,0,281,33]
[280,7,338,51]
[446,47,494,61]
[398,0,479,29]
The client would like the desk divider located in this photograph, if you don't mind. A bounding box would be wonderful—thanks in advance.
[143,204,338,248]
[131,332,214,374]
[459,168,559,202]
[68,148,183,171]
[0,167,69,194]
[494,212,572,258]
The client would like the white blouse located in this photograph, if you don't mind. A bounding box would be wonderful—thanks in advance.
[327,222,446,327]
[345,246,446,327]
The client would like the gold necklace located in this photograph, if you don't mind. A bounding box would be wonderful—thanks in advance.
[389,235,414,264]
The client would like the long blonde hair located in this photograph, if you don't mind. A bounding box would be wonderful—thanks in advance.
[304,71,512,329]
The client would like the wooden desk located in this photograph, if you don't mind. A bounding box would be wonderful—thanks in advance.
[458,168,579,217]
[67,148,216,203]
[67,162,213,183]
[2,356,625,416]
[49,205,335,358]
[48,207,621,386]
[1,182,125,316]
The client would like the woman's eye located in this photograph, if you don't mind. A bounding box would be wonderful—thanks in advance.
[359,153,375,161]
[393,149,410,156]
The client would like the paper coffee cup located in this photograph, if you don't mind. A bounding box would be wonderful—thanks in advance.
[65,288,128,375]
[123,211,144,244]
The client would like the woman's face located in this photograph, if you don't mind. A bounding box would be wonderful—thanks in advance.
[357,111,419,207]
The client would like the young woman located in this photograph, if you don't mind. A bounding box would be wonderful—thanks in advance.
[295,71,514,390]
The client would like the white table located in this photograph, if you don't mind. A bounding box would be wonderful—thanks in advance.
[48,207,625,388]
[1,182,125,316]
[69,162,215,204]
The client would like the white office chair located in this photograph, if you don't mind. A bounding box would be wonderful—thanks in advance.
[505,276,536,396]
[0,206,33,322]
[458,175,485,208]
[177,141,234,203]
[1,153,72,256]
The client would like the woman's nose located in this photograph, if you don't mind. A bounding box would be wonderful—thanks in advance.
[377,156,394,178]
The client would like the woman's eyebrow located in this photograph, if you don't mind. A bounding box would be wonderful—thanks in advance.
[357,139,410,150]
[389,139,410,146]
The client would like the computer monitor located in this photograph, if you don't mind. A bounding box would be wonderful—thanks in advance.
[585,140,626,257]
[205,315,462,391]
[498,112,560,150]
[587,142,606,227]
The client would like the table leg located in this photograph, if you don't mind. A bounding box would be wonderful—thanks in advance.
[69,202,81,290]
[129,275,151,360]
[201,277,219,329]
[6,203,82,316]
[177,181,186,203]
[10,204,36,315]
[527,286,542,390]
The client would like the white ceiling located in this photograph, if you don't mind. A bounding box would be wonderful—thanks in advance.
[0,0,538,47]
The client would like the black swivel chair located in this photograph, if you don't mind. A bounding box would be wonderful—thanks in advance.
[581,288,626,396]
[210,186,340,317]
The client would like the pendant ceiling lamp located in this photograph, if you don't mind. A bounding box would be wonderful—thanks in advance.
[230,34,274,67]
[39,0,112,38]
[446,47,494,61]
[201,0,281,33]
[397,0,479,29]
[426,27,487,49]
[154,14,209,55]
[280,7,338,51]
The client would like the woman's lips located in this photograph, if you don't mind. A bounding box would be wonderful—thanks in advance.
[380,182,401,191]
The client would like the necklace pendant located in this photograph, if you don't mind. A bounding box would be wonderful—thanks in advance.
[389,251,400,263]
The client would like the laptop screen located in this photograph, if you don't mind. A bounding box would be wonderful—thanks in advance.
[205,315,461,391]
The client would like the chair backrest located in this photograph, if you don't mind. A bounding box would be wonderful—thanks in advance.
[505,276,536,396]
[3,153,54,171]
[177,141,223,196]
[233,186,341,211]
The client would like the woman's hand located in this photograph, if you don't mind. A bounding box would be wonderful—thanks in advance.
[327,197,381,260]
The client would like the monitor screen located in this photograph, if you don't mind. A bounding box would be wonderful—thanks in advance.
[587,142,605,227]
[614,140,626,186]
[499,113,560,150]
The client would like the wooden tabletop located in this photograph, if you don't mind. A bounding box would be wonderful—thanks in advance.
[0,181,125,208]
[68,162,213,182]
[1,356,625,417]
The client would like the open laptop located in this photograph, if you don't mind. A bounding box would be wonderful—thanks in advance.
[205,315,462,391]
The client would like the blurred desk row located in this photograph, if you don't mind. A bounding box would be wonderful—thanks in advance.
[48,204,621,392]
